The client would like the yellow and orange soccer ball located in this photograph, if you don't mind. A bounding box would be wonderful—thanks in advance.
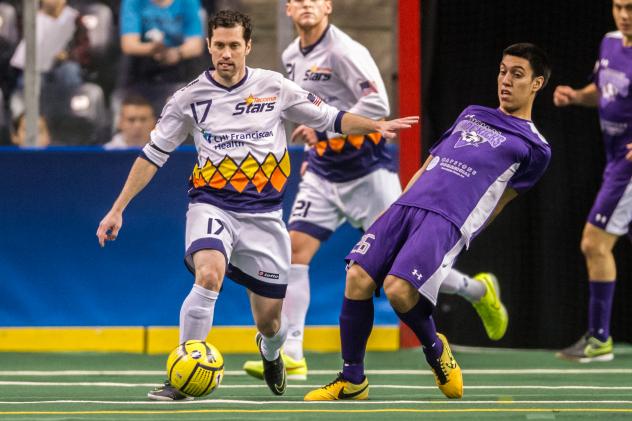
[166,340,224,397]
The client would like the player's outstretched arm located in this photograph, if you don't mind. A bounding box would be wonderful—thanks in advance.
[627,143,632,161]
[553,83,599,108]
[96,157,159,247]
[340,113,419,139]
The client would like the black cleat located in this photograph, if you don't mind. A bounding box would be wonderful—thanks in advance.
[147,380,194,401]
[256,332,287,395]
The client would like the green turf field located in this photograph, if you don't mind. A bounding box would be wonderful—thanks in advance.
[1,345,632,420]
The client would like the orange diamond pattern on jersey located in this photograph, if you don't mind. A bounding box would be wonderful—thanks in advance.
[312,132,383,155]
[209,171,227,189]
[251,168,269,193]
[190,150,290,194]
[347,134,366,149]
[315,141,328,157]
[230,169,249,193]
[269,166,286,192]
[328,137,345,153]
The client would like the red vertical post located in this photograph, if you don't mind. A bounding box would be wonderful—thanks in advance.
[398,0,422,348]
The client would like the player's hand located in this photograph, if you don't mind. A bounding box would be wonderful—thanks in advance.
[553,85,577,107]
[291,125,318,146]
[626,142,632,162]
[376,116,419,139]
[96,210,123,247]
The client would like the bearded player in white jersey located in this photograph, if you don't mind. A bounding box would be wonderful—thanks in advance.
[96,9,417,401]
[243,0,509,382]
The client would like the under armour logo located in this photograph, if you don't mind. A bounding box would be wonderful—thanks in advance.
[412,269,423,280]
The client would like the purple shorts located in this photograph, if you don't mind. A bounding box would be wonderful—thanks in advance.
[588,157,632,237]
[346,205,465,305]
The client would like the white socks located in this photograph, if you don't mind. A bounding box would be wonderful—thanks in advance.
[179,284,219,343]
[281,264,310,360]
[439,269,486,302]
[260,314,288,361]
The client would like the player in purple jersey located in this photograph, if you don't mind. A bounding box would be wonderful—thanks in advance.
[553,0,632,363]
[305,43,552,401]
[96,9,418,401]
[243,0,510,383]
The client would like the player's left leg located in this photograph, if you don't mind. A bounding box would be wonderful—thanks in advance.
[440,270,508,340]
[558,159,631,362]
[384,275,462,399]
[229,209,292,394]
[249,292,288,395]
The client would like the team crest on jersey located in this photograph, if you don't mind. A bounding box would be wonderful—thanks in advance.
[599,67,630,102]
[233,94,277,115]
[304,65,332,81]
[453,115,506,149]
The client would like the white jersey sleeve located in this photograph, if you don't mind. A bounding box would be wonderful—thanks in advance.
[142,94,193,167]
[332,44,389,119]
[279,78,344,134]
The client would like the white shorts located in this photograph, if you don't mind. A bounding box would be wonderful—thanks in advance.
[288,169,402,240]
[184,203,291,299]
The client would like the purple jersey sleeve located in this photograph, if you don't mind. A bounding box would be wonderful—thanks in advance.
[508,143,551,192]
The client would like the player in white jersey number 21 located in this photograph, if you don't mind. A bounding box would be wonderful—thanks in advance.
[96,9,418,401]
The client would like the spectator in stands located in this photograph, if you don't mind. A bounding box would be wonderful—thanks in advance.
[118,0,205,115]
[104,95,156,149]
[10,113,51,148]
[9,0,90,119]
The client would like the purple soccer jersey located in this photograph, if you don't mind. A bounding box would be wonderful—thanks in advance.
[594,32,632,162]
[397,105,551,245]
[587,32,632,235]
[346,105,551,303]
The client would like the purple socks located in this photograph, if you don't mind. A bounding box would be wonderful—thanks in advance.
[395,297,443,364]
[339,297,374,384]
[588,280,615,341]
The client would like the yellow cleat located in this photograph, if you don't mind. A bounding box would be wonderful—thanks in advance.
[304,373,369,401]
[472,272,508,341]
[430,333,463,399]
[243,353,308,381]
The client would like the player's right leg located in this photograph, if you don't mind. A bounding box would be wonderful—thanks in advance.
[305,204,408,401]
[303,264,375,401]
[148,203,234,401]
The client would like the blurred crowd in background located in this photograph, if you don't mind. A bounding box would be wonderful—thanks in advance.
[0,0,217,148]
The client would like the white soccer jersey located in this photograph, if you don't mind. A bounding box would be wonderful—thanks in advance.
[282,25,394,182]
[142,67,344,212]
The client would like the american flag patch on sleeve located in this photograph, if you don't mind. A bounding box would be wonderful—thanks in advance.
[360,80,378,96]
[307,92,322,106]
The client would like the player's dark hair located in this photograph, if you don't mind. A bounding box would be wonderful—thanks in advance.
[121,94,153,110]
[208,9,252,43]
[503,43,551,88]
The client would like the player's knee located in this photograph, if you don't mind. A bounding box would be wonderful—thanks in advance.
[345,264,375,299]
[384,276,417,313]
[194,264,222,291]
[580,234,608,259]
[290,231,318,265]
[255,315,280,337]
